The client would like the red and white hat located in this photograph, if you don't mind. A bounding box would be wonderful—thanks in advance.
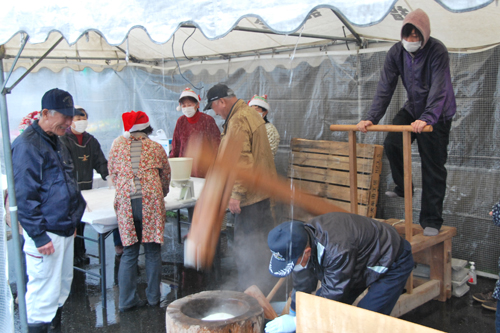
[176,87,200,111]
[248,94,270,111]
[122,111,150,138]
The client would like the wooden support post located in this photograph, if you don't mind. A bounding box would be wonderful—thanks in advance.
[348,131,358,214]
[430,239,452,301]
[402,131,413,242]
[402,131,413,294]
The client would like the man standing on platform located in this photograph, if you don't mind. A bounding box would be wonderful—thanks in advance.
[12,88,86,333]
[356,9,456,236]
[204,83,278,294]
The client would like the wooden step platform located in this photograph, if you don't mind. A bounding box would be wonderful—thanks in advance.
[380,220,457,316]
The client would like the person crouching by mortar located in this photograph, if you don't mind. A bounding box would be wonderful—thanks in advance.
[264,213,414,333]
[108,111,171,312]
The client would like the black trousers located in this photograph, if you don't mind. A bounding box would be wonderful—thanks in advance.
[384,108,452,230]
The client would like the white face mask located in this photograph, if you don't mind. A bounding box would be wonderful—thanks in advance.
[182,106,197,118]
[402,39,421,53]
[293,252,310,272]
[73,120,88,133]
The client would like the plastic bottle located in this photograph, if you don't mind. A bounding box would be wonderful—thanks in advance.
[468,261,477,285]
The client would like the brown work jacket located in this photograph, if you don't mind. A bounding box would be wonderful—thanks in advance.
[221,99,277,207]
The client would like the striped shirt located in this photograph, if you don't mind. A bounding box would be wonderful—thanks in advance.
[130,133,145,199]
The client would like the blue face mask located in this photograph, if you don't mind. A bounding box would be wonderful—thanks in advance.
[293,252,310,272]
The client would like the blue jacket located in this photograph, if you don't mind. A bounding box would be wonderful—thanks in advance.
[12,120,86,247]
[290,213,404,311]
[366,37,456,126]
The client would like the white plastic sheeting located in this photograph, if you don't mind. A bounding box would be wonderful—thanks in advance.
[3,42,500,274]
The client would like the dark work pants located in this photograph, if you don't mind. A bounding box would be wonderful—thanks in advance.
[113,228,122,247]
[234,198,278,295]
[356,239,414,315]
[384,108,452,230]
[118,198,162,310]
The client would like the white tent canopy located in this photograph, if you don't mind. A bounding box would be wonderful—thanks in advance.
[1,0,498,73]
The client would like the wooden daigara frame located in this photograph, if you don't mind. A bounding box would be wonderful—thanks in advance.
[330,124,457,317]
[329,124,433,242]
[330,124,433,294]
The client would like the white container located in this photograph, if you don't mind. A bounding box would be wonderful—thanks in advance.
[452,267,469,282]
[452,258,468,271]
[452,272,469,289]
[169,157,193,181]
[468,261,477,285]
[150,129,171,154]
[156,139,171,155]
[452,283,470,298]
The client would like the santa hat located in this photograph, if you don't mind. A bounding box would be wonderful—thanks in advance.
[176,87,201,111]
[18,111,41,133]
[122,111,150,138]
[248,94,270,111]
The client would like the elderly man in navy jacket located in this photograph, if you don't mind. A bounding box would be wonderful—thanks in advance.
[264,214,413,333]
[357,9,456,237]
[12,88,86,333]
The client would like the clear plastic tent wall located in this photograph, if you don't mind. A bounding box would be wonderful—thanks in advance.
[2,44,500,275]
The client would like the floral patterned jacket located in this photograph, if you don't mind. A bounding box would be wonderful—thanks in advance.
[108,135,170,246]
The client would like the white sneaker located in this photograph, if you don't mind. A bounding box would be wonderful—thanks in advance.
[423,227,439,236]
[385,191,399,198]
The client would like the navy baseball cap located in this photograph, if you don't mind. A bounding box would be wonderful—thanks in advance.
[268,221,309,277]
[41,88,79,116]
[203,83,233,111]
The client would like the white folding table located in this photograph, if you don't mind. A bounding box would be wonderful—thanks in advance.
[79,177,205,308]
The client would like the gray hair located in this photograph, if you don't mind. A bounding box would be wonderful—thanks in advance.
[222,88,236,100]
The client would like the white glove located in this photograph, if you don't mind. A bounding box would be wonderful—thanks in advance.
[264,314,296,333]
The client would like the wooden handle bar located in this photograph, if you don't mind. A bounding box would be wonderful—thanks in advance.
[330,124,433,133]
[267,278,285,302]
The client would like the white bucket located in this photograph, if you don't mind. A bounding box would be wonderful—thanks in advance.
[169,157,193,181]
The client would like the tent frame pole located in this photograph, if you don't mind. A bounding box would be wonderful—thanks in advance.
[3,37,63,94]
[1,35,29,94]
[331,10,363,46]
[0,47,28,333]
[0,34,63,332]
[180,24,358,43]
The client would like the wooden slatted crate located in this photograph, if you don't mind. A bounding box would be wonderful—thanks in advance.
[287,138,383,221]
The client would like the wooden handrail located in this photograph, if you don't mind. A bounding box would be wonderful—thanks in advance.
[330,124,433,133]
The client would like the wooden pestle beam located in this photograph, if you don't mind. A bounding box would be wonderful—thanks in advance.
[184,134,349,270]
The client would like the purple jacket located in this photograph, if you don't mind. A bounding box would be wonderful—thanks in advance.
[366,37,456,126]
